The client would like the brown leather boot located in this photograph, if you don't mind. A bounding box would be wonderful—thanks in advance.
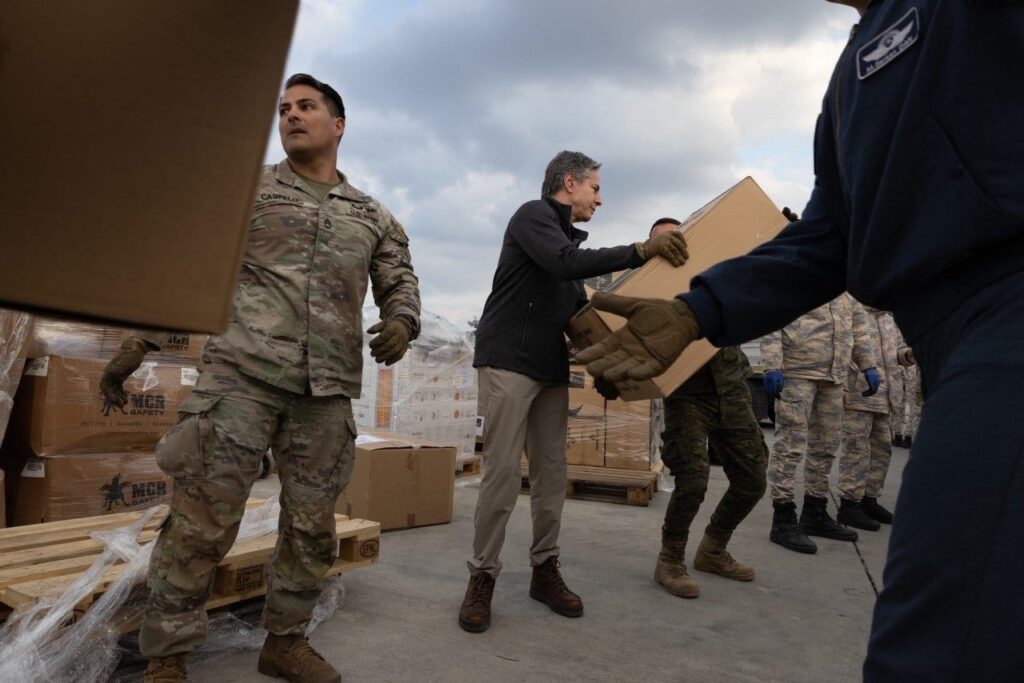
[257,633,341,683]
[143,653,188,682]
[693,533,755,582]
[458,572,496,633]
[529,557,583,617]
[654,539,700,598]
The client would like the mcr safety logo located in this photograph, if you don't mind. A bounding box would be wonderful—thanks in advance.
[101,393,167,417]
[99,473,169,511]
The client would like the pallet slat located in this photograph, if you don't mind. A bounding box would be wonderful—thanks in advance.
[520,463,658,507]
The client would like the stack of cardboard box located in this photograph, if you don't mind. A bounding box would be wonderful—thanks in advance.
[566,366,655,471]
[353,308,477,464]
[0,321,205,525]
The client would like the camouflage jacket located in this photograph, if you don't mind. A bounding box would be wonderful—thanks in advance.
[669,346,755,428]
[760,293,876,384]
[844,304,909,414]
[139,161,420,398]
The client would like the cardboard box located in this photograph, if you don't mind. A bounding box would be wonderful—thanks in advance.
[336,429,456,532]
[27,318,207,364]
[8,451,171,526]
[9,356,195,456]
[568,177,788,400]
[0,0,298,332]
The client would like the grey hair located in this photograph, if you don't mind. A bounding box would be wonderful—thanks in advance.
[541,150,601,198]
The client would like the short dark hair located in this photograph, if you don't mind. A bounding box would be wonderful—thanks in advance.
[284,73,345,119]
[649,217,681,237]
[542,151,601,198]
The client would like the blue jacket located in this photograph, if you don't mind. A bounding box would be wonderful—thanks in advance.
[682,0,1024,346]
[474,198,643,384]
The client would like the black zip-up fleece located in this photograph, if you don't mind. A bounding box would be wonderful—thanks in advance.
[473,197,644,384]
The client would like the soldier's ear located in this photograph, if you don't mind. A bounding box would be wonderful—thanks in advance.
[335,117,346,142]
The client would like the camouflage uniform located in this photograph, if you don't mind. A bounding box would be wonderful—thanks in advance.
[838,306,907,501]
[660,347,768,543]
[761,294,876,502]
[896,364,923,439]
[136,161,420,657]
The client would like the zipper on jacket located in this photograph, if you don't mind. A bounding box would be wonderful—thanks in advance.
[520,302,533,350]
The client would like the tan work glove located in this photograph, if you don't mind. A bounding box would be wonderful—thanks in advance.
[100,337,150,407]
[576,293,701,382]
[637,231,688,266]
[368,318,412,366]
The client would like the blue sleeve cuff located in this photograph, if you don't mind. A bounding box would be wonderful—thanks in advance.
[678,285,723,343]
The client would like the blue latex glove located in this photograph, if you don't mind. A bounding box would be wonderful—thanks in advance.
[862,368,880,397]
[764,371,784,400]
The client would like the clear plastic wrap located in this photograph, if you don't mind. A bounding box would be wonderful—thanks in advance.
[0,497,320,682]
[0,307,32,450]
[26,317,207,364]
[565,365,655,470]
[354,306,477,459]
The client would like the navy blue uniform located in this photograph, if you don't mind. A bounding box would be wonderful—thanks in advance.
[680,2,1024,680]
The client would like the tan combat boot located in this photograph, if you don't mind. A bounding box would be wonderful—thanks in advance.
[693,533,755,581]
[143,653,188,682]
[654,539,699,598]
[257,633,342,683]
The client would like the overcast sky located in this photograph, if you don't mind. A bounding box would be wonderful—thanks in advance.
[264,0,859,327]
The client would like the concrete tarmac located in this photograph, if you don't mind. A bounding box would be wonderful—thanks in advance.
[187,430,907,683]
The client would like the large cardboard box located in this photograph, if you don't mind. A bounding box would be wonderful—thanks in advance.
[566,366,606,467]
[0,309,32,451]
[9,356,195,456]
[605,400,654,470]
[336,430,456,532]
[568,177,788,400]
[8,451,171,526]
[0,1,298,332]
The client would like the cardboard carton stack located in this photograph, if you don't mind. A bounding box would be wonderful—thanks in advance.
[566,366,656,471]
[353,308,477,465]
[0,321,203,525]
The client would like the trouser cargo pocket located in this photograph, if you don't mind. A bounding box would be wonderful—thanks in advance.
[155,392,223,481]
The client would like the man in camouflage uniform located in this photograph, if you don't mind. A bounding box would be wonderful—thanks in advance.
[837,304,915,530]
[631,218,768,599]
[760,293,878,554]
[100,74,420,683]
[891,351,923,449]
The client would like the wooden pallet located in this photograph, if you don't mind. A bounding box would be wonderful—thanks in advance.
[0,499,380,624]
[456,455,481,478]
[520,463,659,507]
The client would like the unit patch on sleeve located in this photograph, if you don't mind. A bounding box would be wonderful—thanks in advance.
[857,7,920,80]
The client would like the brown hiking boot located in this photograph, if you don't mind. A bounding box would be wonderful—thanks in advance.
[257,633,341,683]
[693,533,755,582]
[529,557,583,617]
[458,572,496,633]
[143,654,188,682]
[654,539,700,598]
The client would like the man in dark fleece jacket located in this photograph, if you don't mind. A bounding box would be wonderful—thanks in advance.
[459,151,687,634]
[579,1,1024,680]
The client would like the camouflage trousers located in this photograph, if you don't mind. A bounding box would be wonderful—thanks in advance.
[139,366,356,658]
[769,378,843,502]
[660,391,768,543]
[838,409,892,501]
[892,365,923,438]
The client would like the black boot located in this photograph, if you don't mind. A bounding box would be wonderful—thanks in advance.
[800,495,858,542]
[837,497,881,531]
[770,500,817,554]
[891,433,903,447]
[904,435,913,448]
[862,496,893,524]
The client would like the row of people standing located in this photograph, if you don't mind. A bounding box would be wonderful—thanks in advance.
[760,294,916,554]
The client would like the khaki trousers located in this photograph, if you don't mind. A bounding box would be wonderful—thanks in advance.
[468,367,568,577]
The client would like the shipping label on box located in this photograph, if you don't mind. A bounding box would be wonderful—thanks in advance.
[568,177,788,400]
[11,356,194,455]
